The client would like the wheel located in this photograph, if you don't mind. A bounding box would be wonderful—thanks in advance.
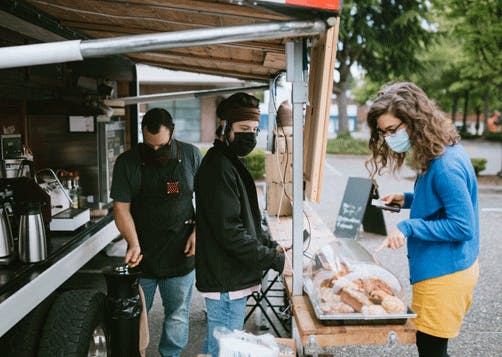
[37,289,109,357]
[0,294,55,357]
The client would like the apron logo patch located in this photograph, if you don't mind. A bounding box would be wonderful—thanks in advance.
[167,181,180,195]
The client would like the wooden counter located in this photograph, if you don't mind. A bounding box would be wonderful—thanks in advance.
[267,204,416,354]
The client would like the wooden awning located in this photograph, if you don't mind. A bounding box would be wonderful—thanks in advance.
[2,0,337,81]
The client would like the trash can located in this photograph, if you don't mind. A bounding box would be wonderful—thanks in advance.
[104,264,142,357]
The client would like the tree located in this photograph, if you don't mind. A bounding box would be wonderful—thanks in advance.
[334,0,430,134]
[436,0,502,131]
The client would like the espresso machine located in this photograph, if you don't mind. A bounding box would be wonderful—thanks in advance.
[0,134,34,179]
[0,177,51,264]
[0,188,15,265]
[35,169,90,232]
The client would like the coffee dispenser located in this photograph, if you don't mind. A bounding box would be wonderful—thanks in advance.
[0,177,51,264]
[18,201,47,263]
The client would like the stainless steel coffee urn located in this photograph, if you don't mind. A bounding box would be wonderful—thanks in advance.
[18,202,47,263]
[0,189,15,264]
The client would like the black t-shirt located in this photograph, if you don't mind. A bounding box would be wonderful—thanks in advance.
[110,139,202,202]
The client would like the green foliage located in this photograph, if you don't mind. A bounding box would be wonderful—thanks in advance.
[484,131,502,142]
[355,2,502,118]
[471,158,487,176]
[459,132,482,140]
[336,0,432,130]
[338,0,431,85]
[352,79,382,105]
[245,149,266,180]
[198,147,265,180]
[326,134,370,155]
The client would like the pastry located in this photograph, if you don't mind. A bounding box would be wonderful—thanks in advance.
[368,289,389,304]
[362,304,387,315]
[319,287,341,303]
[320,301,354,314]
[362,277,394,296]
[340,287,372,312]
[381,295,406,314]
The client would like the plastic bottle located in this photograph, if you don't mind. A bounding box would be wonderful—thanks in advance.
[70,171,81,209]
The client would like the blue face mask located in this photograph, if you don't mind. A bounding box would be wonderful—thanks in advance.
[385,128,411,153]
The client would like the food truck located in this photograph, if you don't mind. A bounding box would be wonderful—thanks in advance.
[0,0,416,355]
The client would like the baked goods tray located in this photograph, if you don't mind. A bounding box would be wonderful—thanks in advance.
[305,289,416,326]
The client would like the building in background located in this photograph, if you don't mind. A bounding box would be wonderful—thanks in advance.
[137,64,247,143]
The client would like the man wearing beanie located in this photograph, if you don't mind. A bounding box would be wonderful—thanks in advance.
[194,92,286,356]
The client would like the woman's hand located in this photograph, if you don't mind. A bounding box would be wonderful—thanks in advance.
[380,192,405,209]
[376,228,406,252]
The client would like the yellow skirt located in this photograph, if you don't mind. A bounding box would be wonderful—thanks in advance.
[411,260,479,338]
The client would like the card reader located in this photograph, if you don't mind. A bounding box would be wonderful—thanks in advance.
[371,199,401,212]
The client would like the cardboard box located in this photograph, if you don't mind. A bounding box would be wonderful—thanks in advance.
[274,135,293,154]
[265,152,293,183]
[274,125,293,137]
[267,182,292,216]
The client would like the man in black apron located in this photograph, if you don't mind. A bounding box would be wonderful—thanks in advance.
[111,108,202,357]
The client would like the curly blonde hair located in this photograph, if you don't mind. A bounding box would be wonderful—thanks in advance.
[365,82,459,179]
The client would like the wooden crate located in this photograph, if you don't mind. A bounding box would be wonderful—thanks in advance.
[265,152,293,183]
[267,182,292,216]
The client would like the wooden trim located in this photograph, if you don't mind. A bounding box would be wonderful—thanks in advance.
[107,0,291,21]
[129,50,265,69]
[303,19,339,202]
[129,58,272,81]
[29,0,273,29]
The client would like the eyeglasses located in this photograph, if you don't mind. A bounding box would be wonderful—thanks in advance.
[377,122,404,138]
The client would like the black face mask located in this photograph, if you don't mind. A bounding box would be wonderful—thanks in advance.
[228,132,257,157]
[138,142,171,164]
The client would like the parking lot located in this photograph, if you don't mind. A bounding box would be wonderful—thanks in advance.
[146,140,502,356]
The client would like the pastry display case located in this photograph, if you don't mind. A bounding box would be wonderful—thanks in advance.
[303,239,416,325]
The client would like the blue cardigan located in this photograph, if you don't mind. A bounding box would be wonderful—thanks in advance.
[397,144,479,284]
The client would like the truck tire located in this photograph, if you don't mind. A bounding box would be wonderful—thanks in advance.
[0,294,56,357]
[37,289,109,357]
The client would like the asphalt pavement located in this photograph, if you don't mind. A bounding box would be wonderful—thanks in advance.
[145,139,502,357]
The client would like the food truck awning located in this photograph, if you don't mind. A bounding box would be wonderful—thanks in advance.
[0,0,338,80]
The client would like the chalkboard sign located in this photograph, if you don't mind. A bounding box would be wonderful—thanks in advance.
[334,177,387,239]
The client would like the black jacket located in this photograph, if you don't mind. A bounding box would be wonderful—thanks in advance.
[195,140,285,292]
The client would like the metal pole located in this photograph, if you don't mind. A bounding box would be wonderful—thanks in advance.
[267,78,277,152]
[0,20,326,69]
[289,39,308,296]
[118,84,268,105]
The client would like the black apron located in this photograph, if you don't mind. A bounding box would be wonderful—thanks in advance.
[131,141,195,278]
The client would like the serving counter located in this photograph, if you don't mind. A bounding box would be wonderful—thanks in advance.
[266,205,416,356]
[0,213,120,337]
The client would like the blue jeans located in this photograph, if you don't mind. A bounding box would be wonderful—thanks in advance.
[202,293,248,357]
[140,270,195,357]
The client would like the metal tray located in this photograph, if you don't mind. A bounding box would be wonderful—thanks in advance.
[305,288,417,326]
